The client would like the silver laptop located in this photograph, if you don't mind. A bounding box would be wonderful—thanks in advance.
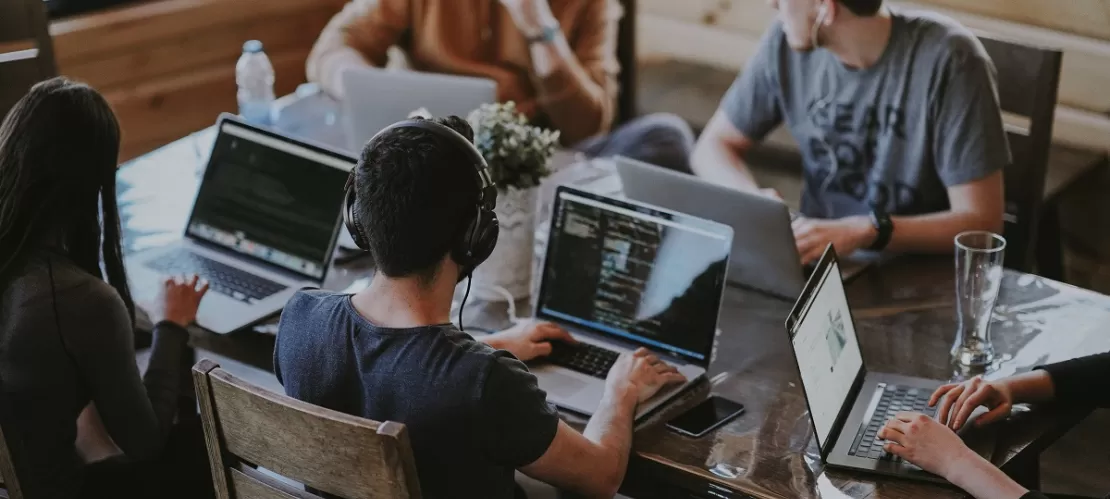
[616,156,874,300]
[530,186,732,420]
[126,115,355,334]
[785,244,995,482]
[341,66,497,153]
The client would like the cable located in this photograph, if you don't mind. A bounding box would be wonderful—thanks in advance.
[458,275,473,332]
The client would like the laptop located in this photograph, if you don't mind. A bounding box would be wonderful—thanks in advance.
[126,115,356,334]
[785,244,995,482]
[530,186,733,420]
[616,156,874,300]
[341,66,497,153]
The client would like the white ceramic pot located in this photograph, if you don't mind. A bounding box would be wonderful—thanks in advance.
[470,185,539,301]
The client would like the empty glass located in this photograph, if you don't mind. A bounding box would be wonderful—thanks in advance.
[952,231,1007,369]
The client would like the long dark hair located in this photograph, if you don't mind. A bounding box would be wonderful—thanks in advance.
[0,77,133,320]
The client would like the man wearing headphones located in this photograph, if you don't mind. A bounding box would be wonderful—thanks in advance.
[691,0,1009,264]
[274,116,686,498]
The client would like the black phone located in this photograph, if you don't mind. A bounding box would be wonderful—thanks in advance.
[665,396,745,438]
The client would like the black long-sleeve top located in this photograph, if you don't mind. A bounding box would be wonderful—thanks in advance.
[1019,352,1110,499]
[0,256,188,498]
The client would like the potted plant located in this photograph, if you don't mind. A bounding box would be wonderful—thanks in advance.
[467,102,560,300]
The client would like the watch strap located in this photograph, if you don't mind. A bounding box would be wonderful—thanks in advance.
[526,23,562,44]
[869,210,893,251]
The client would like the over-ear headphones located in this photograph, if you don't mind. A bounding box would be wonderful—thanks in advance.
[342,119,499,281]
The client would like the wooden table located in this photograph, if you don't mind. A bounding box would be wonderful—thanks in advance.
[123,94,1110,499]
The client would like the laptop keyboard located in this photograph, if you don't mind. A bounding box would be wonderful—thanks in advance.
[145,250,287,304]
[849,384,937,460]
[547,341,621,379]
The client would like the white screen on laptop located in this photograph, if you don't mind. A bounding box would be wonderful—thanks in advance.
[791,261,864,447]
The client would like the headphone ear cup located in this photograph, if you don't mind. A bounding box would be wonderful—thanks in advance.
[470,209,499,265]
[343,183,370,251]
[453,207,499,277]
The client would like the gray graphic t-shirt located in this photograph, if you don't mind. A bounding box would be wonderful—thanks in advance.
[724,10,1011,219]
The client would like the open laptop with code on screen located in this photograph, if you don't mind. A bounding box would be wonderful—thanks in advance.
[529,186,733,421]
[125,114,355,334]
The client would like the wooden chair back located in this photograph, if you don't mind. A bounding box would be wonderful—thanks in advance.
[977,34,1062,272]
[0,421,22,499]
[192,360,421,499]
[0,0,57,120]
[615,0,637,125]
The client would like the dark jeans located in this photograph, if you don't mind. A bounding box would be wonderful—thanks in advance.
[573,113,695,173]
[82,416,214,499]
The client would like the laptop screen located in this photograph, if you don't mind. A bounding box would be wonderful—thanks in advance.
[186,120,354,280]
[535,187,732,365]
[787,251,864,449]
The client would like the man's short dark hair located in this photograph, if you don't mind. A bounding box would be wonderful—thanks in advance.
[355,116,479,283]
[838,0,882,16]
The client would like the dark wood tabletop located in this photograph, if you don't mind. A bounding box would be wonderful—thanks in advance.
[123,92,1110,499]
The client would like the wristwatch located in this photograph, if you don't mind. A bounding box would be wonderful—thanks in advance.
[526,22,562,44]
[869,209,894,251]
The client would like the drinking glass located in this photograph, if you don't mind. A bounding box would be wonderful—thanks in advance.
[952,231,1006,368]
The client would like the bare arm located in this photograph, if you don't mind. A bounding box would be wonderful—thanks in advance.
[946,453,1030,499]
[520,390,637,498]
[690,110,762,192]
[520,349,685,497]
[884,170,1004,253]
[306,0,410,98]
[795,171,1005,264]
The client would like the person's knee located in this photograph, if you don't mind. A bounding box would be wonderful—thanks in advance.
[630,113,695,149]
[620,113,695,173]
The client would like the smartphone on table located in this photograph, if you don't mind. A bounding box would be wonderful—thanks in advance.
[665,396,745,438]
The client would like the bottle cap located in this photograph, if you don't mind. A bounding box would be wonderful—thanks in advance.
[242,40,264,54]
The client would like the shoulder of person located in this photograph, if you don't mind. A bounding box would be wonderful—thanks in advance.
[283,288,348,314]
[899,10,991,66]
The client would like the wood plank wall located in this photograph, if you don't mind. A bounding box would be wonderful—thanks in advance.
[639,0,1110,153]
[50,0,346,160]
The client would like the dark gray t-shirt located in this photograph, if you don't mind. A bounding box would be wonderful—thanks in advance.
[724,11,1011,218]
[274,290,559,499]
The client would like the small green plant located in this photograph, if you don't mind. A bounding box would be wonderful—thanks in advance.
[468,102,560,191]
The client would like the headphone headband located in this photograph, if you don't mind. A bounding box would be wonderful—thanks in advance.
[366,119,496,208]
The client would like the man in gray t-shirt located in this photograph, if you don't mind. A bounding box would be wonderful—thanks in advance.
[691,0,1009,264]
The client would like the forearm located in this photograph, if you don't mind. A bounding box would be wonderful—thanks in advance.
[947,453,1028,499]
[581,388,638,493]
[141,322,190,436]
[1037,352,1110,407]
[1002,370,1056,404]
[690,139,760,192]
[885,209,1002,253]
[530,37,613,144]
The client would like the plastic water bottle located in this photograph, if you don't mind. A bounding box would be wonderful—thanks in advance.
[236,40,275,126]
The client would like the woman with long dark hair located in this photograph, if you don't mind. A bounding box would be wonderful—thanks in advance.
[0,78,211,498]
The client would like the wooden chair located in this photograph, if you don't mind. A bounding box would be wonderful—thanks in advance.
[0,421,22,499]
[615,0,637,125]
[192,360,421,499]
[0,0,57,120]
[977,34,1062,274]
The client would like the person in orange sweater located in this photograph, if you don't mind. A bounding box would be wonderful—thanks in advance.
[308,0,694,172]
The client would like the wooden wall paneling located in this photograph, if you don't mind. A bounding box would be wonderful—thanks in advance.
[111,48,310,160]
[909,0,1110,42]
[60,11,333,92]
[49,0,345,63]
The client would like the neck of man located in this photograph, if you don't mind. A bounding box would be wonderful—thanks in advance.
[350,259,459,328]
[823,7,894,69]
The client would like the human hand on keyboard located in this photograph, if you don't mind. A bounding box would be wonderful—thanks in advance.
[878,412,978,481]
[605,348,687,406]
[150,274,210,327]
[931,375,1015,431]
[484,320,576,362]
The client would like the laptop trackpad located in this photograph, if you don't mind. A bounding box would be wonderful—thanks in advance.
[542,372,589,399]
